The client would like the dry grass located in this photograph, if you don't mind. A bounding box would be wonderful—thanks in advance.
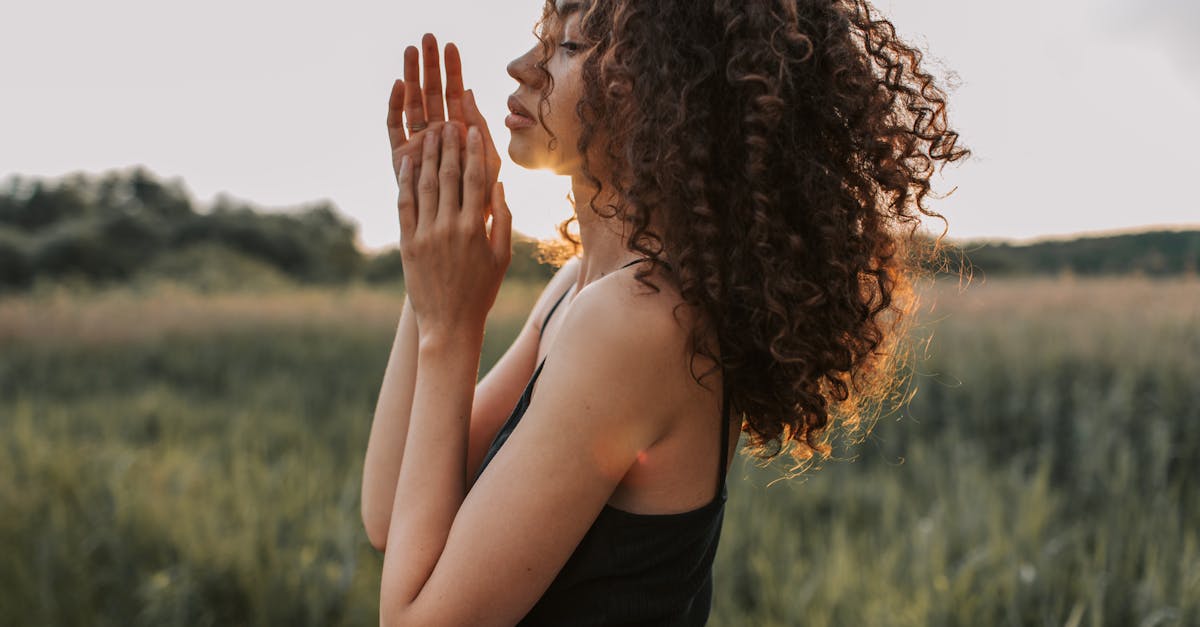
[1,275,1197,626]
[0,280,547,346]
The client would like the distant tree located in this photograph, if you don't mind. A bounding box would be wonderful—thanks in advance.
[294,201,363,281]
[3,179,90,231]
[127,167,194,220]
[171,194,363,283]
[30,210,169,282]
[946,230,1200,278]
[363,248,405,285]
[0,227,32,289]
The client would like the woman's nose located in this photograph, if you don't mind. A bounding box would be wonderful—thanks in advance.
[506,46,542,86]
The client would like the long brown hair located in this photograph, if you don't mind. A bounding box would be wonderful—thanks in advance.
[529,0,970,473]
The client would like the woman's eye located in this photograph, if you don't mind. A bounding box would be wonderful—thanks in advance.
[560,41,581,55]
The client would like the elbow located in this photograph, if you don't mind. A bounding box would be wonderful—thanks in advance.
[366,524,387,554]
[361,504,388,553]
[379,593,420,627]
[382,598,445,627]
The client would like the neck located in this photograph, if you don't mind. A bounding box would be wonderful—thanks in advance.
[568,173,666,293]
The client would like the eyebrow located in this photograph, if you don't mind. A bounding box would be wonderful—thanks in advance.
[555,1,584,19]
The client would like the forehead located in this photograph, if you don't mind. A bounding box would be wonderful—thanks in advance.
[554,1,585,21]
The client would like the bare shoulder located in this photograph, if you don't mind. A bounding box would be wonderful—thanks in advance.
[530,275,681,461]
[549,264,711,433]
[583,263,705,361]
[577,264,689,345]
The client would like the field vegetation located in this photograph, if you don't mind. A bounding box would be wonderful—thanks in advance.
[1,275,1196,626]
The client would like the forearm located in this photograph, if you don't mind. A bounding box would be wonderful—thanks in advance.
[380,332,481,618]
[361,293,420,550]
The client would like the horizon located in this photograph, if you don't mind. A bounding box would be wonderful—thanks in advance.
[5,164,1197,255]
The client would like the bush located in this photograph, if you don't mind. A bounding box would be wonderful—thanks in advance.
[29,211,169,283]
[170,199,363,284]
[362,248,405,285]
[0,227,32,290]
[133,241,296,292]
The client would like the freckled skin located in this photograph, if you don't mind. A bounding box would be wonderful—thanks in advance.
[503,15,602,176]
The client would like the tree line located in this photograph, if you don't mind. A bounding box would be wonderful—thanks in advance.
[0,167,554,292]
[946,230,1200,279]
[0,168,1195,292]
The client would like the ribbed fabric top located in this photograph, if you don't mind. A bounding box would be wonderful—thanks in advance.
[473,257,732,626]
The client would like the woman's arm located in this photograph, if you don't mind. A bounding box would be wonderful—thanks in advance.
[379,275,676,626]
[377,91,673,626]
[365,32,502,551]
[361,293,420,551]
[362,257,580,552]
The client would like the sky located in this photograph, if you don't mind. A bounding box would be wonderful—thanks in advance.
[1,0,1197,252]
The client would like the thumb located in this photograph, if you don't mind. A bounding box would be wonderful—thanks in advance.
[489,181,512,261]
[464,90,497,153]
[463,89,482,124]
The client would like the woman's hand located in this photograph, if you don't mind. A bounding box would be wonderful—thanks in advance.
[396,121,512,346]
[388,34,502,214]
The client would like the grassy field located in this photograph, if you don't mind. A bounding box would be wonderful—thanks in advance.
[1,275,1196,626]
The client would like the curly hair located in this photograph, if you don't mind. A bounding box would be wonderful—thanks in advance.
[527,0,970,474]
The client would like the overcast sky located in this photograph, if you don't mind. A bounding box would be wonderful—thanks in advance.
[1,0,1196,252]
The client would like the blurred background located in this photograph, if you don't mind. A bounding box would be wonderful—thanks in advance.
[1,0,1196,625]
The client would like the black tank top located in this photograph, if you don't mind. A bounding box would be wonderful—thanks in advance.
[473,257,733,626]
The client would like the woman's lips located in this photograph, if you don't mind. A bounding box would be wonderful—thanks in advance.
[506,95,536,130]
[505,113,536,130]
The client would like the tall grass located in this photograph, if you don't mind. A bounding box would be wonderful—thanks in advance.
[0,276,1196,626]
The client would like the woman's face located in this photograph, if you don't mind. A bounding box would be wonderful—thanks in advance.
[505,3,592,175]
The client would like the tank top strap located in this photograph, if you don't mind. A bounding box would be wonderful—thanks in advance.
[624,255,672,270]
[538,283,575,340]
[538,257,665,340]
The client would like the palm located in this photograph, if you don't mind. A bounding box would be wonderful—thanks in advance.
[387,34,501,206]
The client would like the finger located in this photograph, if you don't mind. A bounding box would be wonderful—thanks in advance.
[417,129,441,230]
[444,43,466,123]
[387,79,409,148]
[438,123,462,221]
[397,155,417,241]
[490,181,513,262]
[461,125,486,222]
[403,46,427,130]
[464,91,501,179]
[463,90,497,158]
[421,33,446,124]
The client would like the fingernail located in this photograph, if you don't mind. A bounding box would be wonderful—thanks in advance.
[469,126,480,144]
[400,155,410,174]
[425,131,435,148]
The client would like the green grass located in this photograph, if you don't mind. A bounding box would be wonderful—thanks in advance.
[1,276,1197,626]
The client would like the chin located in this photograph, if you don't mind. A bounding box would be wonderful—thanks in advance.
[506,139,539,169]
[507,141,565,174]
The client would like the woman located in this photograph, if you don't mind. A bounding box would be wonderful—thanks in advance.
[361,0,969,624]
